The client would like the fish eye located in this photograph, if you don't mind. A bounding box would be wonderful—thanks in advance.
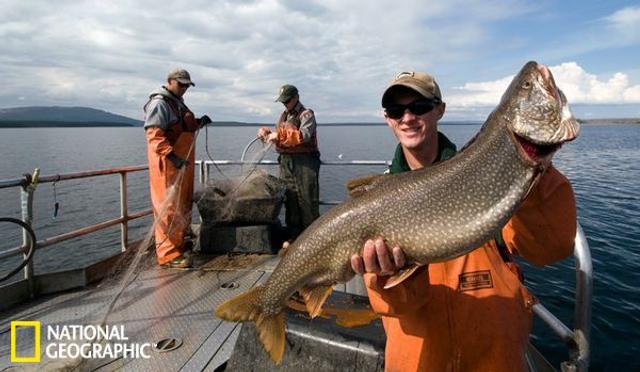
[522,81,532,89]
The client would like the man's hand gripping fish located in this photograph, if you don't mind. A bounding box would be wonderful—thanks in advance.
[214,61,580,363]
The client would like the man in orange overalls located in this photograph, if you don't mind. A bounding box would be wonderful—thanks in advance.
[350,71,577,371]
[144,68,211,268]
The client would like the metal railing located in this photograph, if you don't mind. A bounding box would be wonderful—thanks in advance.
[0,159,386,284]
[0,159,591,370]
[0,165,152,295]
[532,223,592,371]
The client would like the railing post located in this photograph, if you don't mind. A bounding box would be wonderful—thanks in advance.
[120,172,128,252]
[20,171,37,298]
[571,223,592,371]
[198,160,206,185]
[556,222,592,372]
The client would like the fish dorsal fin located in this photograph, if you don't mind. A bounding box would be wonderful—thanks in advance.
[346,174,389,198]
[298,285,334,318]
[383,263,424,289]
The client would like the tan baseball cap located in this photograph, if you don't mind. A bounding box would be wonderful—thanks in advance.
[167,68,195,87]
[381,71,441,107]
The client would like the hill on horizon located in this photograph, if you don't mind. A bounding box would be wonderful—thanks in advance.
[0,106,637,128]
[0,106,142,127]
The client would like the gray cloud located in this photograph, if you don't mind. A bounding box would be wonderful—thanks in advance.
[0,0,637,123]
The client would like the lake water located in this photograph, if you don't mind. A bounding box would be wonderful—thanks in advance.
[1,124,639,370]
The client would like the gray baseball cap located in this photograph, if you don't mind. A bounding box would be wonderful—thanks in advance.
[382,71,441,107]
[167,68,195,87]
[275,84,298,102]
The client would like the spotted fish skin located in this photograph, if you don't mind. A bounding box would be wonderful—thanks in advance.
[215,61,580,363]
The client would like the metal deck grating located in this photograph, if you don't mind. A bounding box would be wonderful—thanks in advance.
[0,252,278,371]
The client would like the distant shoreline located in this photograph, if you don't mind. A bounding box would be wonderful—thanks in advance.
[1,118,638,128]
[0,121,481,128]
[577,118,640,125]
[0,121,137,128]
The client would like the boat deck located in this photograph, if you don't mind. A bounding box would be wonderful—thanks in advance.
[1,250,385,371]
[1,252,278,371]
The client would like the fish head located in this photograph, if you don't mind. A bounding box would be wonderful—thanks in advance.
[501,61,580,166]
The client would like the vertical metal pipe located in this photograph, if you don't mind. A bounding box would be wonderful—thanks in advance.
[560,223,593,372]
[120,172,128,252]
[205,162,211,183]
[573,223,592,371]
[198,160,205,185]
[20,177,35,297]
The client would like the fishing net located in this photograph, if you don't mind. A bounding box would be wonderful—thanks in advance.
[195,169,286,226]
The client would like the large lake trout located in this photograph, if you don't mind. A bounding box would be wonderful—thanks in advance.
[215,61,580,363]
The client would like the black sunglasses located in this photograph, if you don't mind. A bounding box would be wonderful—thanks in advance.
[385,99,439,119]
[177,82,191,88]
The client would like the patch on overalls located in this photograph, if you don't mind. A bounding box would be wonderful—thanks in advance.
[458,270,493,291]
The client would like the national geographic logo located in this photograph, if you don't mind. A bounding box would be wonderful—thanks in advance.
[10,321,152,364]
[11,321,41,363]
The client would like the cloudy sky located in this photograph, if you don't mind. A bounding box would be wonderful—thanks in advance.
[1,0,639,122]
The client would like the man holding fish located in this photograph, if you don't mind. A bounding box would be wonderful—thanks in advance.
[350,68,577,371]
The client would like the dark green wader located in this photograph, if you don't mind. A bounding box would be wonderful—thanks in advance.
[278,152,321,238]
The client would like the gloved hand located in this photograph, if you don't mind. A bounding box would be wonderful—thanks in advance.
[266,132,279,144]
[198,115,212,127]
[257,127,272,141]
[167,152,188,169]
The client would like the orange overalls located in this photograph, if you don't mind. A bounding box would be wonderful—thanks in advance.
[365,166,577,371]
[144,94,198,265]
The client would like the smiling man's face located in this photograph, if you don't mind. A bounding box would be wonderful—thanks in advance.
[384,89,445,152]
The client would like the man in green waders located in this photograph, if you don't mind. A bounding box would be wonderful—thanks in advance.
[258,85,320,241]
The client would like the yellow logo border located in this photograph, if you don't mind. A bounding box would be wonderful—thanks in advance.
[10,321,41,363]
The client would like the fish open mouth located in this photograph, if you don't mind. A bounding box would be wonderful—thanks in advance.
[514,133,562,162]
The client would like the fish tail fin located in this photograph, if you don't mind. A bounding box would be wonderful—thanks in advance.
[215,286,286,364]
[298,285,334,318]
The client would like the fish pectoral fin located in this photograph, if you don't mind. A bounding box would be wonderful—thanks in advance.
[383,264,424,289]
[214,286,287,364]
[298,285,334,318]
[346,174,389,198]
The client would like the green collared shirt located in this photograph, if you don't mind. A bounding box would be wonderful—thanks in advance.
[388,132,457,174]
